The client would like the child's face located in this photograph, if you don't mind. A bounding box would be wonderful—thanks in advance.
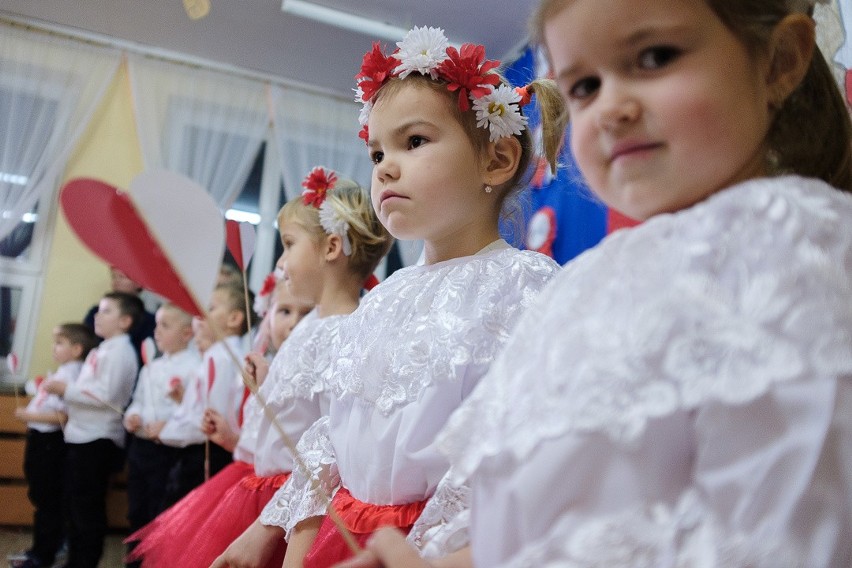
[52,330,81,364]
[192,316,215,352]
[545,0,773,220]
[154,307,191,355]
[205,288,241,336]
[269,285,314,350]
[94,298,130,339]
[278,222,324,304]
[110,267,141,294]
[368,83,492,243]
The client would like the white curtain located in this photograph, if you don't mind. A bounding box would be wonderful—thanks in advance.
[127,54,269,209]
[269,85,371,201]
[0,26,120,241]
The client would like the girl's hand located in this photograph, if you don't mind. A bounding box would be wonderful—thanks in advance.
[43,380,66,396]
[244,352,270,387]
[204,408,239,452]
[209,519,283,568]
[124,413,142,432]
[13,408,30,423]
[145,420,166,440]
[333,528,432,568]
[202,408,224,435]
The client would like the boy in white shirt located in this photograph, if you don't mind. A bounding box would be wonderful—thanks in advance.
[158,284,254,506]
[11,323,98,568]
[123,303,199,544]
[45,291,142,568]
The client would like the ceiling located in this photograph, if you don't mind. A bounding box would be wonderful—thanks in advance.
[0,0,535,98]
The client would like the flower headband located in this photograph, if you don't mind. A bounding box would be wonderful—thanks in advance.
[355,26,529,143]
[253,270,280,318]
[301,166,352,256]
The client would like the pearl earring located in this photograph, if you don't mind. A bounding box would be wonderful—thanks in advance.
[484,185,493,194]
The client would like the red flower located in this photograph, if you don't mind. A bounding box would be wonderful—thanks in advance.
[359,125,369,145]
[355,42,399,102]
[259,273,277,297]
[436,44,500,112]
[301,167,338,207]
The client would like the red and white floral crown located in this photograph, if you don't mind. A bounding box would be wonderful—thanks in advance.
[301,166,352,256]
[355,26,529,144]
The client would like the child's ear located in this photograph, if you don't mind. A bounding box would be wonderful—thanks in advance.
[482,136,523,189]
[765,13,815,109]
[70,344,84,361]
[119,314,134,332]
[227,309,246,332]
[323,234,346,262]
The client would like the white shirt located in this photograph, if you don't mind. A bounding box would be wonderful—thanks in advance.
[124,348,200,440]
[64,334,138,447]
[25,361,83,433]
[261,244,559,536]
[159,335,245,448]
[233,394,261,464]
[427,177,852,567]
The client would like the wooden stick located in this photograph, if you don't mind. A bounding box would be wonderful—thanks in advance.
[12,376,20,408]
[241,269,252,344]
[81,389,125,416]
[204,438,211,481]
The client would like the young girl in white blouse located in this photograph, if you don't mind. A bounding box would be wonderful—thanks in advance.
[168,168,389,568]
[251,26,568,568]
[339,0,852,567]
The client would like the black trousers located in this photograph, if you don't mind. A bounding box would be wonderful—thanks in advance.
[126,436,179,531]
[64,439,124,568]
[23,429,67,566]
[162,442,232,508]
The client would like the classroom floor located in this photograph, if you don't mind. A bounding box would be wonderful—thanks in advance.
[0,527,126,568]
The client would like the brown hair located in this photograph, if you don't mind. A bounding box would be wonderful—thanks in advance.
[103,291,144,331]
[278,178,393,279]
[157,302,193,328]
[214,283,256,334]
[373,74,568,235]
[530,0,852,192]
[55,323,99,360]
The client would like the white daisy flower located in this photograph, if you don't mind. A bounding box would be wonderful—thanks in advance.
[358,100,372,126]
[319,201,352,256]
[473,84,529,142]
[394,26,450,79]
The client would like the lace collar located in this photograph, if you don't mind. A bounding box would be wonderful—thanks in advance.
[325,247,559,415]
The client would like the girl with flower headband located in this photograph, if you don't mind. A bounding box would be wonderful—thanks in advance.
[247,25,568,568]
[334,0,852,567]
[130,168,390,568]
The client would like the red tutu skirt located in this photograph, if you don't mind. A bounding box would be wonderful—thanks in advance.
[303,487,428,568]
[127,461,290,568]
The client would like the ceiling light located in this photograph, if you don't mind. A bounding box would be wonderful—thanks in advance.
[281,0,409,42]
[225,208,261,225]
[183,0,210,20]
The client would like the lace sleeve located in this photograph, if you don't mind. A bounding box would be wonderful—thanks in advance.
[408,469,471,558]
[499,490,801,568]
[259,416,339,539]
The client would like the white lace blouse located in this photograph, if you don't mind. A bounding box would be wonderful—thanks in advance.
[426,176,852,567]
[252,310,339,477]
[260,243,560,536]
